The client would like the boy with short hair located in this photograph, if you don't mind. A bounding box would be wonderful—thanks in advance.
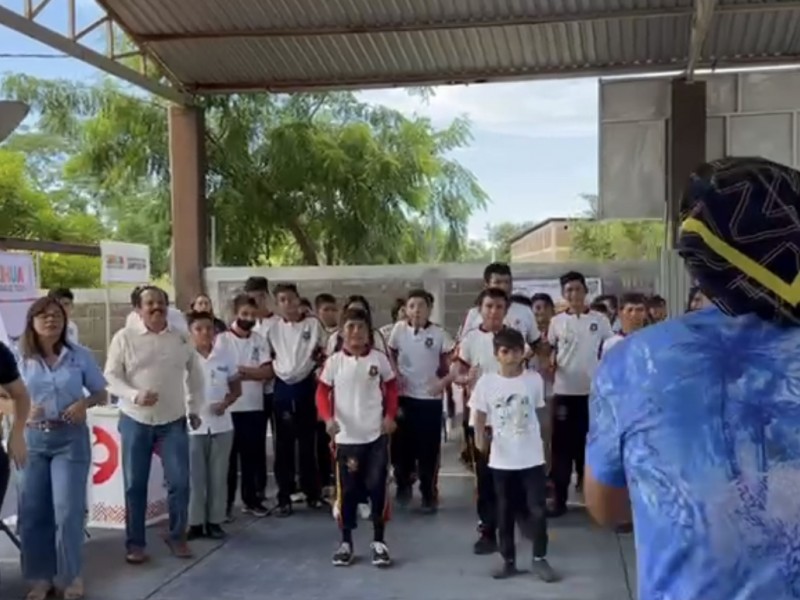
[48,287,79,343]
[315,293,339,334]
[268,282,328,516]
[186,311,242,540]
[470,327,558,583]
[453,287,511,554]
[388,289,454,512]
[599,292,649,358]
[216,294,274,518]
[316,308,398,567]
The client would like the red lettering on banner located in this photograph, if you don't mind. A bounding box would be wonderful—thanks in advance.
[92,426,119,485]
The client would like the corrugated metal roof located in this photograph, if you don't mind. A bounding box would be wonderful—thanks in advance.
[95,0,800,93]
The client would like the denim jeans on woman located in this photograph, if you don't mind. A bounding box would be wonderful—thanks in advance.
[18,424,90,586]
[118,413,189,549]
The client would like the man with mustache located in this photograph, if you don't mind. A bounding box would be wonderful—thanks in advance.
[105,286,205,564]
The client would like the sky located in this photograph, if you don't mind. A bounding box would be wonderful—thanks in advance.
[0,0,599,241]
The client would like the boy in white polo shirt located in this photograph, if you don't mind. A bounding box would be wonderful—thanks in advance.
[268,282,328,516]
[470,327,558,583]
[186,311,242,541]
[453,287,510,555]
[317,308,398,568]
[546,271,612,517]
[388,289,454,512]
[216,294,274,519]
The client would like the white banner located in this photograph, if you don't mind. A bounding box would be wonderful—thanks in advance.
[0,252,37,340]
[513,277,603,305]
[100,241,150,285]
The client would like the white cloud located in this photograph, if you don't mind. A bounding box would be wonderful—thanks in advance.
[359,78,599,139]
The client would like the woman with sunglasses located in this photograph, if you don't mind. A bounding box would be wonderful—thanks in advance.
[16,296,107,600]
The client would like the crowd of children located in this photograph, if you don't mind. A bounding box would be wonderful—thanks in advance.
[178,265,668,579]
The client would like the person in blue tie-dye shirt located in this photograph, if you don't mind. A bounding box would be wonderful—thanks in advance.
[585,157,800,600]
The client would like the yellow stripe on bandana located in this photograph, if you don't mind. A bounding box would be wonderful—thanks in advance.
[681,217,800,306]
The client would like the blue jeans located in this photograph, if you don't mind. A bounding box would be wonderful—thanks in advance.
[118,413,189,550]
[18,424,90,585]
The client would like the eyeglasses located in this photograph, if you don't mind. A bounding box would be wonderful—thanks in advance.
[34,311,64,321]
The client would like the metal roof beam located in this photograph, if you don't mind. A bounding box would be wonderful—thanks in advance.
[188,54,800,95]
[686,0,718,81]
[0,4,192,105]
[134,1,800,43]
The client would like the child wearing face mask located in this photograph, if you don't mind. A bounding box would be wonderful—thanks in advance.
[216,293,275,519]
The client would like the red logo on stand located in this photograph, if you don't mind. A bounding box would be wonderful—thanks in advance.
[92,426,119,485]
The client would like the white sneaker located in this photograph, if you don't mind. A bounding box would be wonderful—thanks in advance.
[370,541,392,567]
[358,503,372,520]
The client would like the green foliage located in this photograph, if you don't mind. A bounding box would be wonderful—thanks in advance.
[2,74,488,269]
[0,148,104,287]
[570,219,664,261]
[485,221,536,262]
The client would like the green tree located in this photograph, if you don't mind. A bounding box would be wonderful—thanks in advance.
[0,148,104,287]
[485,221,536,262]
[3,75,488,269]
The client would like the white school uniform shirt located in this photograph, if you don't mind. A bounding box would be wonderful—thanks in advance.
[468,371,546,470]
[598,332,626,359]
[319,349,395,445]
[459,302,538,344]
[547,309,613,396]
[457,327,530,426]
[253,315,280,394]
[268,316,326,384]
[66,320,79,344]
[388,321,454,400]
[215,330,271,412]
[190,345,238,435]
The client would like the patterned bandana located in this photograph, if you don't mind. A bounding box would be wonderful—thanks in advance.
[678,157,800,325]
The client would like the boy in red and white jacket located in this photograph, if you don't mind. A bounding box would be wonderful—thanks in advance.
[316,308,398,569]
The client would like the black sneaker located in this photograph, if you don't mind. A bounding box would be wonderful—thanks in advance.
[332,542,353,567]
[186,525,205,540]
[206,524,226,540]
[395,486,412,507]
[473,531,497,555]
[418,500,438,515]
[370,541,392,567]
[532,558,560,582]
[275,503,293,518]
[243,503,270,518]
[492,561,525,580]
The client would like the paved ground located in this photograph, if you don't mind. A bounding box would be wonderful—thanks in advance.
[0,444,636,600]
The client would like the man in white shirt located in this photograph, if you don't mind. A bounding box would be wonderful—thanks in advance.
[268,282,327,516]
[48,288,79,344]
[546,271,613,517]
[470,327,558,583]
[599,292,649,359]
[216,294,274,518]
[388,289,454,512]
[104,286,205,564]
[186,311,241,541]
[458,263,538,346]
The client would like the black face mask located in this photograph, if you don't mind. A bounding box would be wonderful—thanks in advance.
[236,318,255,331]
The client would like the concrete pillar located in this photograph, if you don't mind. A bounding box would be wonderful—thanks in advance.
[168,105,207,310]
[667,78,707,246]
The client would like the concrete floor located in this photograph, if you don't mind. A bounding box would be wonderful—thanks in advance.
[0,445,637,600]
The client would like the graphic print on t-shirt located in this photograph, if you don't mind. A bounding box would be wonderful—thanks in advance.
[493,393,532,435]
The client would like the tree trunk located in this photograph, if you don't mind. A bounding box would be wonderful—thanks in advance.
[286,217,319,265]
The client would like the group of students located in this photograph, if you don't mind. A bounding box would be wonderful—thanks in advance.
[174,265,669,580]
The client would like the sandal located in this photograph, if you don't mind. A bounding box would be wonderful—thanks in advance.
[62,577,85,600]
[25,581,53,600]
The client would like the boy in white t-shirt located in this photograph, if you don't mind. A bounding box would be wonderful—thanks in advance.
[598,292,648,360]
[316,308,398,568]
[216,294,274,518]
[186,311,242,541]
[470,327,558,583]
[388,289,454,512]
